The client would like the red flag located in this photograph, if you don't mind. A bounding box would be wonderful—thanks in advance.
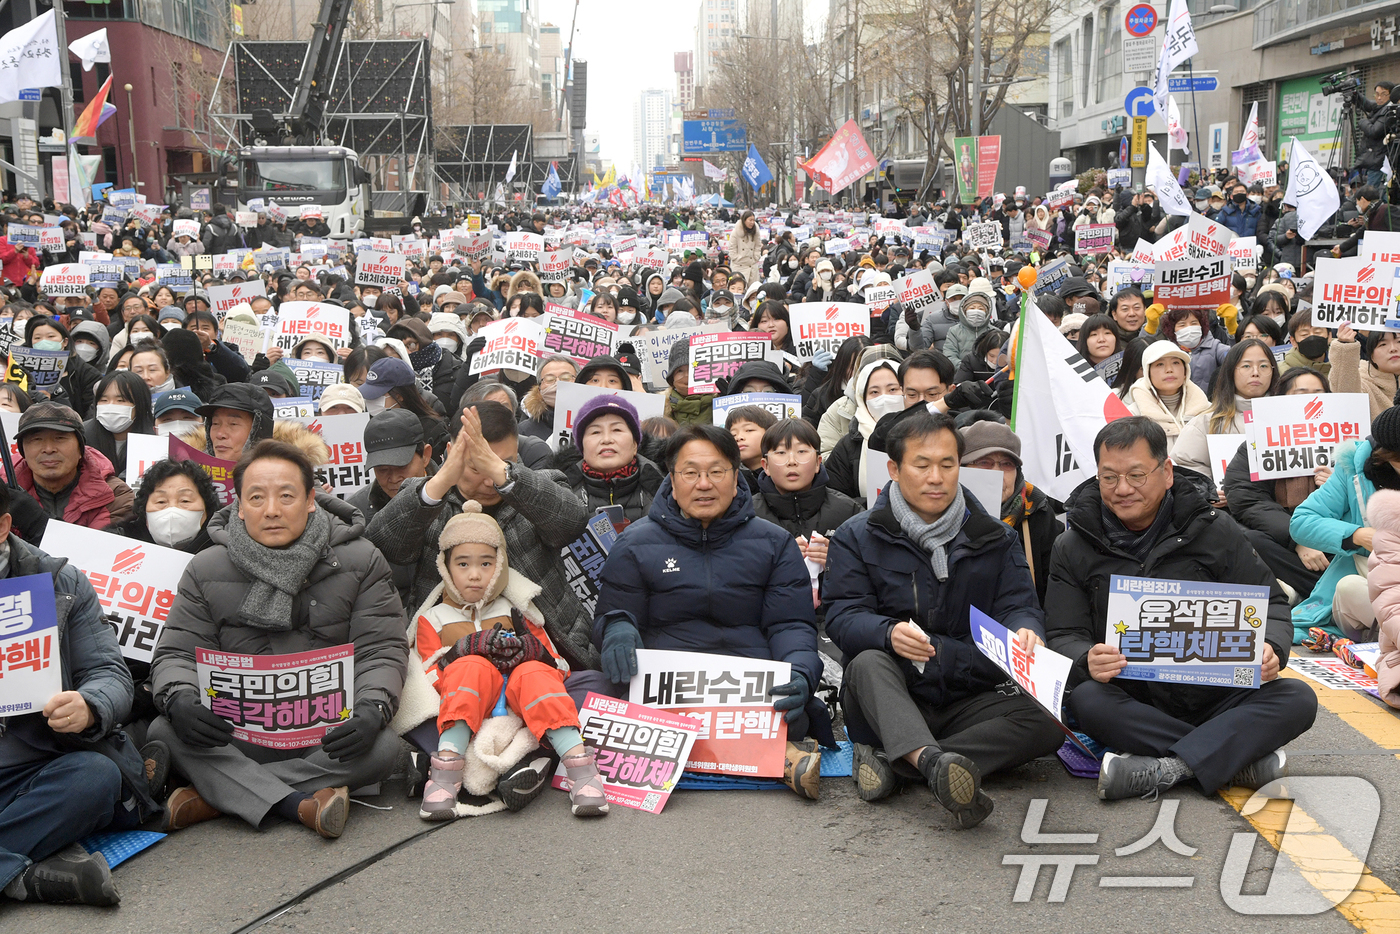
[73,75,114,140]
[798,120,877,195]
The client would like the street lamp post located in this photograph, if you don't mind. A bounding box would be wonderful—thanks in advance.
[124,83,140,189]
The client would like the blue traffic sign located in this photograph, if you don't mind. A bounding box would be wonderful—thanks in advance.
[1168,76,1219,93]
[17,89,39,102]
[682,119,748,154]
[1125,3,1157,36]
[1125,86,1156,118]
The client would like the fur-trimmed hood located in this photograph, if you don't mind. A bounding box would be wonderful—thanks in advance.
[178,419,330,465]
[522,385,550,421]
[507,270,543,299]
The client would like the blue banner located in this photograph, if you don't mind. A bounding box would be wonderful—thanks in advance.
[741,145,773,191]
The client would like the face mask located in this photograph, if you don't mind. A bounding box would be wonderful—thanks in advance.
[1269,314,1286,328]
[147,506,204,548]
[33,340,62,351]
[1249,195,1263,204]
[362,293,378,309]
[1233,194,1247,205]
[617,310,638,324]
[787,260,798,270]
[963,307,989,328]
[365,394,387,414]
[156,420,191,437]
[95,404,134,433]
[74,343,100,362]
[947,300,961,314]
[130,329,153,342]
[435,337,459,353]
[1195,200,1209,210]
[1175,325,1203,349]
[1298,335,1328,359]
[866,393,905,421]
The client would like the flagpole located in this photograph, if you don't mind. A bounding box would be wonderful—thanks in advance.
[1186,59,1201,172]
[1009,284,1030,432]
[52,4,76,172]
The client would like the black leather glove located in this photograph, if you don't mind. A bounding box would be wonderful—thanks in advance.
[167,690,236,748]
[320,699,387,761]
[943,379,993,411]
[904,305,920,329]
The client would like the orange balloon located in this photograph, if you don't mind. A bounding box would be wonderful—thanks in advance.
[1017,265,1038,289]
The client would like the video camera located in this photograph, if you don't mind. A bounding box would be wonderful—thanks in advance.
[1320,69,1365,97]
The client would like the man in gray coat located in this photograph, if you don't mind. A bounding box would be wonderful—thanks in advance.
[149,440,408,839]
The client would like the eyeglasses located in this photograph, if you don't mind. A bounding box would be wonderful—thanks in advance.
[765,448,816,464]
[674,466,735,485]
[539,374,575,388]
[1097,463,1164,490]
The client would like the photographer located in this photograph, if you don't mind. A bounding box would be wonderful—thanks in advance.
[1355,81,1394,191]
[1333,186,1400,258]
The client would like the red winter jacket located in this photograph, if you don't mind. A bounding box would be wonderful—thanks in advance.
[13,447,135,531]
[0,237,38,287]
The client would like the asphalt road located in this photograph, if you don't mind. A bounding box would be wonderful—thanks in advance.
[5,663,1399,934]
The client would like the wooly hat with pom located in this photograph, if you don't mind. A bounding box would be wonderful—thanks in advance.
[1367,489,1400,536]
[437,502,510,607]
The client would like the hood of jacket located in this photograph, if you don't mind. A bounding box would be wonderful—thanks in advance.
[522,384,551,421]
[273,419,331,466]
[72,320,112,358]
[647,473,756,549]
[723,359,793,396]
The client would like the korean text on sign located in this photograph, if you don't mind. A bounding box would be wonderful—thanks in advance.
[1153,255,1232,309]
[544,307,616,363]
[788,303,869,362]
[470,318,545,376]
[560,513,618,618]
[197,644,355,749]
[687,332,773,395]
[0,573,61,717]
[1310,256,1396,331]
[304,412,373,498]
[1246,392,1368,481]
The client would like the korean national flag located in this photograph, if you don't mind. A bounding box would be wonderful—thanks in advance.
[741,144,773,191]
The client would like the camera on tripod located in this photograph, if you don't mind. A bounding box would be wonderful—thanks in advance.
[1321,69,1365,97]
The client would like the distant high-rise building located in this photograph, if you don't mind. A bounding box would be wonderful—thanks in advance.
[477,0,542,107]
[674,51,694,110]
[634,89,673,170]
[694,0,745,98]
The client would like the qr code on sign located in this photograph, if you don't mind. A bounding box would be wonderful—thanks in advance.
[640,792,662,812]
[1234,667,1254,686]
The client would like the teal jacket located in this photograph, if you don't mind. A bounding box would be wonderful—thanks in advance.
[1289,439,1376,642]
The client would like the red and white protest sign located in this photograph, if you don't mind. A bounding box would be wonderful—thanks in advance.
[354,251,407,287]
[637,247,669,270]
[540,248,571,283]
[1153,255,1232,309]
[300,412,373,497]
[1246,392,1369,481]
[197,644,354,749]
[300,204,324,220]
[39,263,89,296]
[1365,231,1400,265]
[1154,225,1190,263]
[1229,236,1259,272]
[543,306,616,363]
[505,231,545,262]
[551,692,700,813]
[1311,256,1397,331]
[898,268,940,317]
[470,317,546,376]
[172,218,200,239]
[687,331,774,395]
[274,301,351,352]
[170,436,238,505]
[1074,223,1116,253]
[788,302,869,362]
[800,119,878,195]
[454,231,491,258]
[630,649,789,778]
[1187,212,1235,258]
[207,280,267,320]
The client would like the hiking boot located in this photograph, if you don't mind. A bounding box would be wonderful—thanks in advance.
[141,739,171,801]
[419,753,464,821]
[498,749,556,812]
[1097,752,1190,801]
[951,790,995,829]
[164,786,220,832]
[783,739,821,800]
[1230,750,1287,790]
[297,786,350,839]
[851,743,897,802]
[2,843,119,906]
[918,748,980,813]
[561,751,610,817]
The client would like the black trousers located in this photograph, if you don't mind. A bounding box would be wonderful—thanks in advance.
[840,649,1065,779]
[1243,527,1321,599]
[1068,676,1318,792]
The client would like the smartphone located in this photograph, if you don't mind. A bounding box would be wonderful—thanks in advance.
[597,504,626,533]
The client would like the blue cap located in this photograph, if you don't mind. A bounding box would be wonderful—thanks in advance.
[358,357,417,400]
[153,387,203,418]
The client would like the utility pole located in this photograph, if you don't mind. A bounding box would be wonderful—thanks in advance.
[972,0,981,137]
[125,83,140,189]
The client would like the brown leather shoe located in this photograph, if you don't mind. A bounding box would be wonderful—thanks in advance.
[783,739,821,800]
[164,786,221,832]
[297,786,350,839]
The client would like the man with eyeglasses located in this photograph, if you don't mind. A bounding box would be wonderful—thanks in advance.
[592,424,834,799]
[1045,416,1316,801]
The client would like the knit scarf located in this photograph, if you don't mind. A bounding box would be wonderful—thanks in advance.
[888,480,965,581]
[409,341,442,393]
[1000,479,1034,527]
[224,506,332,630]
[581,458,639,483]
[1101,490,1175,564]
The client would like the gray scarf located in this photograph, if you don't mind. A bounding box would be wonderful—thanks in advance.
[888,481,965,581]
[224,506,332,630]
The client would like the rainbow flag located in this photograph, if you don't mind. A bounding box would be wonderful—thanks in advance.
[73,75,116,140]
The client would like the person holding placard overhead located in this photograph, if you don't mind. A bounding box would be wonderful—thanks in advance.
[1045,417,1315,801]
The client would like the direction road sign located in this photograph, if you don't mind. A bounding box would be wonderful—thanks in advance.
[1125,86,1156,118]
[1125,3,1157,36]
[1168,76,1219,93]
[682,119,748,154]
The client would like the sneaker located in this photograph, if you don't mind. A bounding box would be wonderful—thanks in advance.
[918,749,987,826]
[141,739,171,801]
[419,754,465,821]
[1097,752,1183,801]
[497,750,556,812]
[851,743,897,802]
[2,843,119,906]
[1230,749,1287,789]
[783,739,822,800]
[297,786,350,839]
[561,752,611,817]
[164,786,221,832]
[952,790,995,829]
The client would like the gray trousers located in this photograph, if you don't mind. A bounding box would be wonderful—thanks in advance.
[840,649,1064,778]
[149,716,401,828]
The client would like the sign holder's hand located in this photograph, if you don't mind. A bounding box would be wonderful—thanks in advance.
[1087,643,1128,683]
[43,691,94,734]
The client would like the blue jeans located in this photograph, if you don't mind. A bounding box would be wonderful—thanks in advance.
[1367,169,1388,195]
[0,752,125,889]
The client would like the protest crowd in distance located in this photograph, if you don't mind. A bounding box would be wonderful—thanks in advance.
[4,134,1400,906]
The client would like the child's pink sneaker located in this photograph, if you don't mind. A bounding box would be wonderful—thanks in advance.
[419,754,464,820]
[562,752,610,817]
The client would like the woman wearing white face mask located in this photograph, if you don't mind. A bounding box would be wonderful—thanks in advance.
[941,280,998,366]
[70,320,111,366]
[428,312,468,360]
[83,371,154,477]
[120,459,219,553]
[1162,307,1230,396]
[824,360,906,500]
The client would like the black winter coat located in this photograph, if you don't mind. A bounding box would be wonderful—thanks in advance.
[824,420,866,501]
[1044,474,1293,718]
[753,466,863,542]
[556,449,666,526]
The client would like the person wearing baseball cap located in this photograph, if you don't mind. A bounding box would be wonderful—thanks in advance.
[557,394,663,528]
[14,401,134,530]
[196,383,275,461]
[153,387,205,438]
[318,383,366,417]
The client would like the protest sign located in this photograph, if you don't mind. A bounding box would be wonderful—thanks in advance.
[631,327,695,388]
[40,522,190,664]
[630,648,790,777]
[687,332,774,395]
[505,231,545,263]
[865,448,892,508]
[1365,231,1400,264]
[207,281,266,320]
[971,608,1087,751]
[272,400,316,420]
[865,284,896,316]
[1153,255,1232,309]
[825,237,852,255]
[172,218,200,239]
[959,467,1005,516]
[1187,212,1235,257]
[551,692,699,814]
[1245,392,1367,481]
[1106,574,1268,688]
[9,347,68,390]
[354,251,407,287]
[156,263,194,292]
[222,316,269,362]
[1094,351,1124,385]
[540,249,570,283]
[454,231,491,259]
[897,268,940,318]
[198,644,354,749]
[301,412,373,497]
[470,317,546,376]
[965,222,1002,250]
[1205,433,1246,487]
[274,302,351,352]
[234,211,258,228]
[0,573,61,717]
[85,261,125,288]
[710,392,801,425]
[39,263,89,296]
[637,247,669,270]
[550,383,665,451]
[1045,189,1074,211]
[1130,238,1157,267]
[7,224,40,248]
[1237,159,1277,187]
[283,358,342,400]
[1025,227,1051,251]
[1103,260,1153,298]
[560,513,619,619]
[543,307,616,364]
[125,433,170,488]
[211,252,241,276]
[788,302,869,363]
[1154,225,1190,263]
[1229,236,1258,272]
[1289,656,1379,692]
[1074,224,1116,253]
[38,227,63,253]
[170,436,236,505]
[0,320,16,360]
[1035,257,1074,294]
[1310,257,1395,331]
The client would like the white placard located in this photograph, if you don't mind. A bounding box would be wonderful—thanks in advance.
[787,302,869,363]
[550,382,666,451]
